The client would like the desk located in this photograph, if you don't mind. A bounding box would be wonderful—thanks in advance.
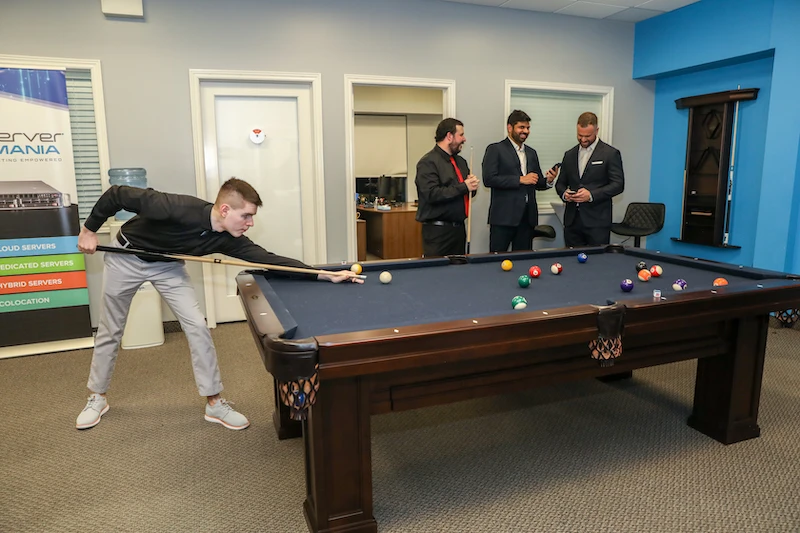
[237,246,800,533]
[356,203,422,259]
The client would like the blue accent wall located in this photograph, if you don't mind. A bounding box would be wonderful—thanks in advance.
[646,57,773,265]
[634,0,800,274]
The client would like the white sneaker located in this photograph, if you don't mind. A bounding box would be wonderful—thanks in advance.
[76,393,109,430]
[204,398,250,430]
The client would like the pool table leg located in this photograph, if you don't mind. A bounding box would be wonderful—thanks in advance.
[303,377,377,533]
[272,377,303,440]
[688,315,768,445]
[597,370,633,382]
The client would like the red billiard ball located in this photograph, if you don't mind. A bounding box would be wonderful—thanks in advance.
[649,265,663,277]
[529,266,541,278]
[550,263,563,275]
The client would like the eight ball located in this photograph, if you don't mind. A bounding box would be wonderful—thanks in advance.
[636,261,648,273]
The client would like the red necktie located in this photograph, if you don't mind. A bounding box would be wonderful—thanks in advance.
[449,156,469,217]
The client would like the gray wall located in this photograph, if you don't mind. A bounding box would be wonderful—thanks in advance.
[2,0,654,322]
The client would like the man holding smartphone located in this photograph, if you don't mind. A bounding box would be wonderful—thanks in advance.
[553,112,625,247]
[482,110,557,252]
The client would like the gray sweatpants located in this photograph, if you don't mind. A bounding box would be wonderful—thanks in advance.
[87,238,223,396]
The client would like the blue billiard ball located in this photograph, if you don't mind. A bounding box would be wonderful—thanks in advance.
[577,253,588,263]
[672,279,688,291]
[620,279,634,292]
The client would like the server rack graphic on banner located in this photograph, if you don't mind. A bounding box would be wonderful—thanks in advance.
[0,181,92,349]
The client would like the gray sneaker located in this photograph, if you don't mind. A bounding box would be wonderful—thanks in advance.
[76,393,109,429]
[204,398,250,430]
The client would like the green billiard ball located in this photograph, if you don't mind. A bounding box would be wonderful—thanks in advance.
[511,295,528,310]
[518,275,531,288]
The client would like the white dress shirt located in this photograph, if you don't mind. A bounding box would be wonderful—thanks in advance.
[578,137,599,178]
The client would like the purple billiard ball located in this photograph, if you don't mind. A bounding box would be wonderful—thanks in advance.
[620,279,634,292]
[672,279,688,291]
[577,253,588,263]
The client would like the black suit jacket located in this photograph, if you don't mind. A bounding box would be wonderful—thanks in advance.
[555,140,624,228]
[482,138,547,227]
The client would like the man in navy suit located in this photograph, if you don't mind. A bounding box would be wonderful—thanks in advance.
[554,112,625,247]
[482,110,556,252]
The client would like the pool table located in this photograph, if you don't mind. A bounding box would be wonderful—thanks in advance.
[236,245,800,533]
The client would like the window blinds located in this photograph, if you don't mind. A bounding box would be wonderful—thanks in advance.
[509,90,603,209]
[65,68,102,220]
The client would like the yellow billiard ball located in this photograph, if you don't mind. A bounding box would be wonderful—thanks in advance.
[350,263,363,275]
[501,260,513,271]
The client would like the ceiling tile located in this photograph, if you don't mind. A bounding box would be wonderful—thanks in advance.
[499,0,577,12]
[555,1,627,18]
[441,0,508,6]
[605,6,663,21]
[637,0,700,11]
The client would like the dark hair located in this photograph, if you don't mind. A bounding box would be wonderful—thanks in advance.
[577,112,598,128]
[435,118,464,142]
[507,109,531,126]
[215,177,263,208]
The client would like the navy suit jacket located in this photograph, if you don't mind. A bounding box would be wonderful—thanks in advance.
[482,138,547,227]
[555,140,624,228]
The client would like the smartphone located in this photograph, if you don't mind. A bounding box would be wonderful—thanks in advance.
[550,162,562,172]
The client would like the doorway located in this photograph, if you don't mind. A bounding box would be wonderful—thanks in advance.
[190,70,326,326]
[344,76,455,261]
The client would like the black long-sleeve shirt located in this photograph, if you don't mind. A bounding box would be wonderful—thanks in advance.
[414,146,475,223]
[84,185,313,277]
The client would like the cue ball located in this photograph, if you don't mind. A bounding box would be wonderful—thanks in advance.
[379,271,392,284]
[672,279,687,291]
[501,259,513,271]
[551,263,563,275]
[620,279,634,292]
[636,261,647,273]
[713,277,729,287]
[577,253,588,263]
[529,266,541,278]
[350,263,363,275]
[649,265,663,277]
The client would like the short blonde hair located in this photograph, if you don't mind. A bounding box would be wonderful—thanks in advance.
[577,112,598,128]
[215,177,263,208]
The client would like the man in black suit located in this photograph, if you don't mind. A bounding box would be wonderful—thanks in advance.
[482,110,556,252]
[415,118,479,256]
[554,112,625,247]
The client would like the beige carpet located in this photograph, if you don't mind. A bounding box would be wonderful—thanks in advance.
[1,321,799,533]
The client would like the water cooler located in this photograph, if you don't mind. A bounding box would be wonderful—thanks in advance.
[107,168,164,349]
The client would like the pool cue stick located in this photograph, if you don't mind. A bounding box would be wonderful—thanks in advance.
[92,245,367,279]
[466,146,474,254]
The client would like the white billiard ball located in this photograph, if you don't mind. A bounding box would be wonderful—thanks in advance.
[379,271,392,284]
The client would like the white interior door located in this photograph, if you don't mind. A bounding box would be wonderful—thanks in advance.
[200,82,319,323]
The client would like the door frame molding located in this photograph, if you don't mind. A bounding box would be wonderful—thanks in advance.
[189,69,326,327]
[344,75,456,261]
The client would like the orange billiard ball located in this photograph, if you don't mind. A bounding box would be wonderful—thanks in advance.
[713,277,728,287]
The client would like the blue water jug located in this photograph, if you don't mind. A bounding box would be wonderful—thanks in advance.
[108,168,147,221]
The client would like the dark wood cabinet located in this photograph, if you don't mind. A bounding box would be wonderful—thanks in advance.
[671,88,758,248]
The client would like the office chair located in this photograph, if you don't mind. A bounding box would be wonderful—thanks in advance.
[611,202,666,247]
[533,225,556,242]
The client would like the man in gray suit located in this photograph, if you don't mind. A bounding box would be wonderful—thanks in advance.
[554,112,625,247]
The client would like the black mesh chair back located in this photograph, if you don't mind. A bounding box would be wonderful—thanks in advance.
[611,202,665,247]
